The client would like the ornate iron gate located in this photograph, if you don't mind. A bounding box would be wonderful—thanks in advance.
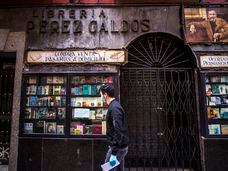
[0,59,15,165]
[120,33,201,171]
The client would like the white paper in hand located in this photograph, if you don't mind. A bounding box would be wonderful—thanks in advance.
[101,160,120,171]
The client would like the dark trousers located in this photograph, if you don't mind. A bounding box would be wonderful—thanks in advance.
[105,146,128,171]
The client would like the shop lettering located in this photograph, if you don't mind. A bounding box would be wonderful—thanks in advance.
[27,9,151,34]
[201,56,228,68]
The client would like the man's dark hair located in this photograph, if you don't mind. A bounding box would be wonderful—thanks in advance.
[100,84,115,98]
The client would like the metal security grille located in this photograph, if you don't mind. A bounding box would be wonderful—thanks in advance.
[120,33,200,171]
[0,61,15,165]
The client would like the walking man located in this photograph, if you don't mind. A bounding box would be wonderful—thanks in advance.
[100,84,129,171]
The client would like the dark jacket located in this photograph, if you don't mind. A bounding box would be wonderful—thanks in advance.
[106,99,129,155]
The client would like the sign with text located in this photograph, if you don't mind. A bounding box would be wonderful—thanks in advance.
[200,55,228,68]
[27,50,126,64]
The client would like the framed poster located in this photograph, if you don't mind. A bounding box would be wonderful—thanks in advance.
[184,7,228,43]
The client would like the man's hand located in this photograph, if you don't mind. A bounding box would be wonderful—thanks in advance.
[109,154,118,166]
[213,33,221,41]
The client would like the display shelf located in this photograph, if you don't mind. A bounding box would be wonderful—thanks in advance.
[205,75,228,136]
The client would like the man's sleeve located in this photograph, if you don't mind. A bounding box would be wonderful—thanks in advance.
[110,106,124,155]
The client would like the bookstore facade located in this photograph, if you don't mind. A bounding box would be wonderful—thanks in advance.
[0,4,228,171]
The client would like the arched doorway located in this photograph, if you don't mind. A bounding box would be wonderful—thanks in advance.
[120,33,201,170]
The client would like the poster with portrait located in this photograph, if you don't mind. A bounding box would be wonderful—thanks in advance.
[184,7,228,43]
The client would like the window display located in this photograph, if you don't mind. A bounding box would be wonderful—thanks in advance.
[70,75,112,135]
[21,74,115,136]
[205,75,228,136]
[23,75,66,135]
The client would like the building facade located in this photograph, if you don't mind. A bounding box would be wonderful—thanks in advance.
[0,0,227,171]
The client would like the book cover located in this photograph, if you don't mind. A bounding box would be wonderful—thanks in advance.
[91,85,97,95]
[221,125,228,135]
[37,108,47,119]
[57,107,65,119]
[72,108,90,119]
[82,84,91,95]
[96,109,103,120]
[103,76,113,83]
[211,84,220,94]
[205,84,212,96]
[28,77,37,84]
[55,96,61,106]
[60,86,66,95]
[220,108,228,119]
[47,76,53,84]
[53,76,64,84]
[72,76,80,84]
[24,123,33,134]
[25,108,32,119]
[102,121,106,135]
[44,85,49,95]
[90,110,96,119]
[208,107,220,119]
[219,84,226,94]
[57,125,64,134]
[60,97,66,106]
[210,76,221,83]
[45,122,56,134]
[34,121,45,133]
[47,108,56,119]
[208,124,221,135]
[93,124,102,134]
[70,122,85,135]
[37,86,42,95]
[53,85,61,95]
[29,96,37,106]
[85,125,93,134]
[79,76,86,84]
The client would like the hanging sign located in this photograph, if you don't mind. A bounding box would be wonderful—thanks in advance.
[200,55,228,68]
[27,50,126,64]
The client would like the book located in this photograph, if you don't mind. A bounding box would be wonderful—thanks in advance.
[93,124,102,134]
[36,86,42,95]
[208,124,221,135]
[25,108,32,119]
[34,121,45,133]
[96,109,103,119]
[57,125,64,134]
[60,86,66,95]
[47,76,53,84]
[57,108,65,119]
[220,108,228,119]
[70,122,85,135]
[85,125,93,134]
[102,121,106,135]
[82,84,91,95]
[24,123,33,134]
[47,108,56,119]
[221,125,228,135]
[207,107,220,119]
[103,76,113,83]
[91,85,97,95]
[79,76,85,84]
[72,108,90,119]
[53,76,64,84]
[45,122,56,134]
[211,84,220,94]
[53,85,61,95]
[72,76,80,84]
[29,96,37,106]
[37,108,47,119]
[205,84,212,96]
[219,84,226,94]
[28,77,37,84]
[210,76,221,83]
